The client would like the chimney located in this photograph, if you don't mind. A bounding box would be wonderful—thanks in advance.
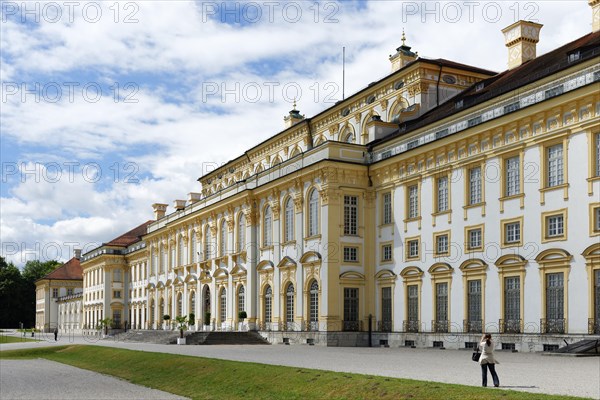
[188,192,202,204]
[152,203,168,220]
[284,101,304,128]
[502,20,543,70]
[173,200,186,211]
[74,249,82,259]
[591,0,600,32]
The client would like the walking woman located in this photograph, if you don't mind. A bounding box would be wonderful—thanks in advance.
[479,333,500,387]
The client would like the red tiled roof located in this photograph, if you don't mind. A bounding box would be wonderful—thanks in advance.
[105,220,153,247]
[42,257,82,280]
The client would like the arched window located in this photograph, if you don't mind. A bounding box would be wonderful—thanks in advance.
[160,244,167,273]
[190,292,196,319]
[204,226,211,260]
[343,130,354,143]
[237,213,246,252]
[286,283,295,324]
[220,287,227,323]
[264,285,272,323]
[203,286,211,316]
[220,220,227,256]
[284,197,294,242]
[263,205,272,246]
[178,236,184,266]
[272,156,282,167]
[151,248,157,275]
[150,299,155,325]
[308,189,319,236]
[309,280,319,325]
[238,285,245,316]
[170,243,175,269]
[160,298,165,317]
[177,292,182,317]
[191,230,197,263]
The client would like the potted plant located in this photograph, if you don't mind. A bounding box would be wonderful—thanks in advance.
[203,311,211,331]
[175,315,188,345]
[238,311,247,331]
[163,314,170,330]
[99,318,112,337]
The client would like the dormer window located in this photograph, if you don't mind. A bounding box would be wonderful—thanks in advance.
[442,75,457,84]
[568,51,580,63]
[341,108,350,117]
[475,82,485,91]
[367,95,376,104]
[455,99,463,109]
[394,80,405,90]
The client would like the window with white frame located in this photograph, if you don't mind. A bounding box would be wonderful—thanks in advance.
[344,195,358,235]
[408,185,419,218]
[191,231,197,263]
[596,133,600,177]
[263,205,272,246]
[308,189,319,236]
[237,213,246,252]
[264,286,272,323]
[161,246,167,272]
[238,285,245,316]
[468,228,482,250]
[505,222,521,244]
[383,192,392,224]
[343,246,358,262]
[436,234,449,255]
[178,236,184,266]
[382,244,392,262]
[151,248,157,274]
[596,207,600,232]
[285,284,294,323]
[437,177,449,212]
[170,245,175,269]
[284,198,294,242]
[113,290,121,299]
[204,227,211,260]
[220,220,227,256]
[469,166,482,204]
[547,144,564,187]
[506,156,520,196]
[114,269,122,282]
[546,214,564,237]
[220,288,227,322]
[408,239,419,258]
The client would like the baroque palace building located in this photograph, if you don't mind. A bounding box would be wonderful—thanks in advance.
[70,3,600,351]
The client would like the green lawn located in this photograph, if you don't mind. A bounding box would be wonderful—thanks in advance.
[0,345,588,400]
[0,335,38,344]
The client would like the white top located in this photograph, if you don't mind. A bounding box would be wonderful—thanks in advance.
[479,340,500,365]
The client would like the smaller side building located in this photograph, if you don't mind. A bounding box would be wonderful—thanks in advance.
[35,250,83,332]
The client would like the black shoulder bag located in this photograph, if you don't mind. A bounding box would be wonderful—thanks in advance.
[471,347,480,362]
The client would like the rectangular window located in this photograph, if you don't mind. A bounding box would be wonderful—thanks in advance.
[436,283,448,332]
[343,247,358,262]
[344,196,358,235]
[468,228,482,250]
[547,144,564,187]
[506,156,520,196]
[467,279,482,332]
[113,309,121,327]
[545,273,564,333]
[435,234,449,255]
[113,269,122,282]
[52,288,59,298]
[546,215,564,238]
[436,176,448,212]
[382,244,392,262]
[469,167,482,205]
[505,222,521,244]
[407,285,419,332]
[114,290,121,299]
[595,207,600,232]
[408,185,419,219]
[382,192,392,225]
[67,288,73,296]
[343,288,359,331]
[596,133,600,177]
[407,239,419,259]
[381,287,392,323]
[504,276,520,333]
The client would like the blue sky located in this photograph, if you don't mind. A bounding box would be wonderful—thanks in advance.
[0,1,592,266]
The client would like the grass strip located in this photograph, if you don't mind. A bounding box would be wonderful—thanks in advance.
[0,345,589,400]
[0,335,38,344]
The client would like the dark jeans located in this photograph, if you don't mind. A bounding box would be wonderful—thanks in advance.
[481,363,499,387]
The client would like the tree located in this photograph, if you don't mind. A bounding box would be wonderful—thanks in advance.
[99,318,112,335]
[20,260,61,327]
[0,257,25,328]
[175,315,188,339]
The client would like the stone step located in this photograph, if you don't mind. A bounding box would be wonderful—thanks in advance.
[188,331,269,345]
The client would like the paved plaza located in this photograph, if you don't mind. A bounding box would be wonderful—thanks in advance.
[1,333,599,399]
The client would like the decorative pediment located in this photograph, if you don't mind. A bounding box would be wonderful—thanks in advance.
[535,248,572,263]
[146,282,156,289]
[339,271,366,283]
[400,266,424,278]
[459,258,488,273]
[156,281,165,289]
[257,260,274,272]
[428,262,454,275]
[300,251,322,265]
[375,269,397,282]
[582,243,600,264]
[213,267,229,279]
[184,273,198,283]
[495,254,527,269]
[277,256,297,269]
[173,276,184,285]
[231,264,247,276]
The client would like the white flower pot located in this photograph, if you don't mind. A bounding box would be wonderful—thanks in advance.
[177,337,186,345]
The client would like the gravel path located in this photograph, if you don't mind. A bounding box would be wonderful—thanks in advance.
[0,359,187,400]
[1,334,599,399]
